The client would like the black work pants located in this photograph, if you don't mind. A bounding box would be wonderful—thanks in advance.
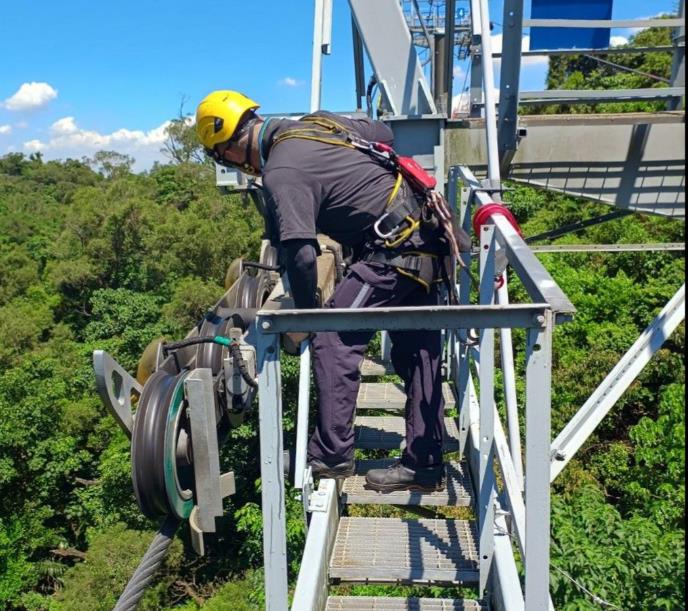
[307,261,444,469]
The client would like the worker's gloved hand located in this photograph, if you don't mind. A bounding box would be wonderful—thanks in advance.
[281,332,311,355]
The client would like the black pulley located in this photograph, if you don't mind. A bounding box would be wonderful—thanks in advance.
[196,314,232,374]
[236,273,260,309]
[260,243,279,268]
[131,370,194,520]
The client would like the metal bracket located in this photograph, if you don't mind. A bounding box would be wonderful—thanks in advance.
[307,478,334,513]
[190,472,235,556]
[92,350,142,438]
[185,368,224,557]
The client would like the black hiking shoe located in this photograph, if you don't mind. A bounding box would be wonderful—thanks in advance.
[364,460,445,492]
[308,458,355,479]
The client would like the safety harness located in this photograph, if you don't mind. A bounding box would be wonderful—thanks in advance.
[270,114,469,291]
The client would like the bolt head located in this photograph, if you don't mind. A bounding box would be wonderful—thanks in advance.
[261,320,271,330]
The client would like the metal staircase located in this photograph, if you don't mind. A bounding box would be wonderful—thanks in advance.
[296,355,483,610]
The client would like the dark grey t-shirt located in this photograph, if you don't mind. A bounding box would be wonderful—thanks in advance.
[261,112,397,248]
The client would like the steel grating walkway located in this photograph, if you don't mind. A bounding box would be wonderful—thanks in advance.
[330,517,479,584]
[354,416,461,451]
[341,459,472,506]
[357,382,456,411]
[326,597,486,610]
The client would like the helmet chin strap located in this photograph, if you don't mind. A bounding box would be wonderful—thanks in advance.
[239,121,260,175]
[213,120,260,176]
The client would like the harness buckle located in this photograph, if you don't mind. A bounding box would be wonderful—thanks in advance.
[373,212,399,240]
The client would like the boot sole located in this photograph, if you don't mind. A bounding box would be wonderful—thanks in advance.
[312,467,356,479]
[363,480,445,493]
[315,472,355,480]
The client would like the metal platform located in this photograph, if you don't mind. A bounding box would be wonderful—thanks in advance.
[444,112,686,219]
[357,382,456,411]
[326,597,486,610]
[354,416,461,451]
[329,517,479,584]
[341,459,472,507]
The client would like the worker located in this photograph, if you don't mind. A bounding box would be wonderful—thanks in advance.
[196,90,453,493]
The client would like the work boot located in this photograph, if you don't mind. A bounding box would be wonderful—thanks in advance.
[308,457,355,479]
[364,460,445,492]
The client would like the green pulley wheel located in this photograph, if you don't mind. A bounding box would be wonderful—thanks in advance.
[131,370,194,520]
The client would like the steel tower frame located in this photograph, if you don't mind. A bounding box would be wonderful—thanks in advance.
[249,1,686,609]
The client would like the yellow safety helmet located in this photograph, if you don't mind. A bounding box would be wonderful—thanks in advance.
[195,90,260,150]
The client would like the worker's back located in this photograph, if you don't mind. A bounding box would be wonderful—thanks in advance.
[261,111,398,248]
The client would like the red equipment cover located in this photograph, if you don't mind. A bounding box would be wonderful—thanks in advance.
[372,142,437,192]
[397,155,437,192]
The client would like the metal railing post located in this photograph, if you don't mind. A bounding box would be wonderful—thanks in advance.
[294,340,312,490]
[456,172,474,453]
[257,330,289,610]
[496,278,525,489]
[478,223,497,596]
[524,310,553,610]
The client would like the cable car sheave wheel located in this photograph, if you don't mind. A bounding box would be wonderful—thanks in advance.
[132,369,194,520]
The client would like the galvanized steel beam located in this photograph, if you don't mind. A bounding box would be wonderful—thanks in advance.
[456,165,576,316]
[478,224,497,596]
[550,284,686,481]
[256,304,551,334]
[348,0,436,115]
[497,0,524,173]
[517,87,685,105]
[523,18,685,29]
[291,479,339,611]
[668,0,685,111]
[524,312,554,610]
[257,332,289,610]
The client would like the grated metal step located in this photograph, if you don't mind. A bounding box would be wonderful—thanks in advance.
[326,597,486,610]
[361,356,394,377]
[330,517,479,584]
[354,416,460,451]
[341,459,472,506]
[357,382,456,411]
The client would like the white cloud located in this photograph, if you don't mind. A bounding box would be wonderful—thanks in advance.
[22,116,172,171]
[610,36,629,47]
[23,139,43,152]
[51,116,78,134]
[3,82,58,111]
[278,76,303,87]
[0,125,11,135]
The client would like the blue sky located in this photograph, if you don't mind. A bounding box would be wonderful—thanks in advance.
[0,0,678,170]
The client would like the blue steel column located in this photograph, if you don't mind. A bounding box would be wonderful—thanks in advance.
[257,329,289,610]
[477,223,497,596]
[524,311,553,610]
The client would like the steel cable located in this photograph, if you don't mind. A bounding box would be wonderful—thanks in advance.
[113,516,180,611]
